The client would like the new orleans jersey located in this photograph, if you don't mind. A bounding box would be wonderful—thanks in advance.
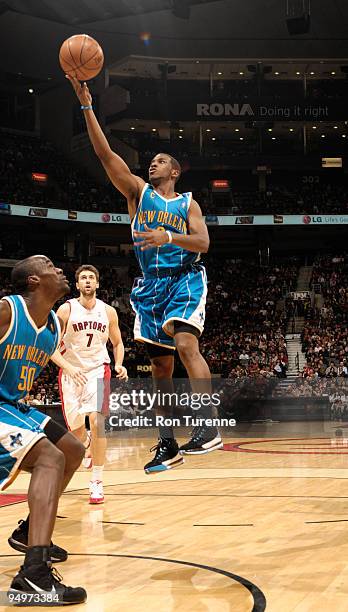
[130,184,207,349]
[0,295,60,404]
[0,294,60,490]
[132,183,199,277]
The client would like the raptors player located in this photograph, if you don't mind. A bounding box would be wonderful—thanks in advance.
[53,265,127,504]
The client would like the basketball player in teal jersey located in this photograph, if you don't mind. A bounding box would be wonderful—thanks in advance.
[0,256,86,603]
[68,76,222,473]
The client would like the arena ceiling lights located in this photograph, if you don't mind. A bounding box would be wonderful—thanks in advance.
[109,56,348,81]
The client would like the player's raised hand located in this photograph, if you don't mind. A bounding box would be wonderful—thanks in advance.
[63,364,87,386]
[133,224,170,250]
[115,365,128,381]
[65,74,92,107]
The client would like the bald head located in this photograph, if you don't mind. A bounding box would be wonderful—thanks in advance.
[11,255,50,294]
[10,255,69,305]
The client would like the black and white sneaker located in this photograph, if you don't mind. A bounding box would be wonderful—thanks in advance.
[144,438,184,474]
[8,563,87,605]
[179,426,223,455]
[8,520,68,564]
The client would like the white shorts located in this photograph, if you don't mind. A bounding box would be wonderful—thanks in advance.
[58,364,111,431]
[0,402,50,491]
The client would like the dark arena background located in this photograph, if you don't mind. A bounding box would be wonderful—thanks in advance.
[1,1,348,610]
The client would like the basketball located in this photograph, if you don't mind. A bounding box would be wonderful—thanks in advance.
[59,34,104,81]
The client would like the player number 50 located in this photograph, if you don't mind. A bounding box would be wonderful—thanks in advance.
[18,365,36,392]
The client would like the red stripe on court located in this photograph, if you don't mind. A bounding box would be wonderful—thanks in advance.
[102,364,111,418]
[0,493,27,507]
[223,437,348,455]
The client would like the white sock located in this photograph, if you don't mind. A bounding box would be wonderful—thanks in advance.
[91,465,104,482]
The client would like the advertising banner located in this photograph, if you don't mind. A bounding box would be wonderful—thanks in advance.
[6,204,348,226]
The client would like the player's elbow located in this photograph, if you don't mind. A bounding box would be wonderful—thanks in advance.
[200,236,210,253]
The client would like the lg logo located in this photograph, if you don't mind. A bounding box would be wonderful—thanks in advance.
[303,216,323,224]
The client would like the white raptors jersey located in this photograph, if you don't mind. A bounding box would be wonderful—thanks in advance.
[60,298,110,371]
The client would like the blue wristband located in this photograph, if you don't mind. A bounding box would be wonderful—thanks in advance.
[81,105,92,110]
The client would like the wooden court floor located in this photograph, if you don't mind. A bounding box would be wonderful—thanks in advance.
[1,421,348,611]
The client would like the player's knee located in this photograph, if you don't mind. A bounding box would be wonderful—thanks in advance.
[64,433,85,464]
[151,357,173,378]
[54,448,66,473]
[75,439,85,462]
[72,424,87,443]
[54,428,85,467]
[176,336,199,363]
[39,440,66,473]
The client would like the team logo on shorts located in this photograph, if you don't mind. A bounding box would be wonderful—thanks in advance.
[10,433,23,448]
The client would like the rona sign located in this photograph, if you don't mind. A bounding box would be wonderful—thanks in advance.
[197,103,254,117]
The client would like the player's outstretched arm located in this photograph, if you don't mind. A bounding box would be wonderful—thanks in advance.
[106,305,128,380]
[0,299,11,341]
[66,75,144,218]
